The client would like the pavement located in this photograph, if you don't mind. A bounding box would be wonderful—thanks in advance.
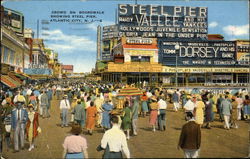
[2,96,250,158]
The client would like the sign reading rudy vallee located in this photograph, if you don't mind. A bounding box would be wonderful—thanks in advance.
[118,4,208,39]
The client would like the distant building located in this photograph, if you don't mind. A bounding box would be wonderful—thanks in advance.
[62,65,74,73]
[24,28,34,39]
[96,4,249,87]
[31,39,48,68]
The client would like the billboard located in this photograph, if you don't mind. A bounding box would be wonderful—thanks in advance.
[3,8,24,36]
[102,25,119,39]
[158,40,240,67]
[118,4,208,39]
[236,42,250,66]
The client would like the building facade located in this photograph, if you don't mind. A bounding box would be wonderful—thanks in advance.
[97,4,249,87]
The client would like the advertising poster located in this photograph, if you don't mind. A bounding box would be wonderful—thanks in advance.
[0,0,249,159]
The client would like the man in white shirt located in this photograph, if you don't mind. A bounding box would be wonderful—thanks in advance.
[184,96,196,120]
[60,95,71,127]
[100,115,130,158]
[158,97,167,131]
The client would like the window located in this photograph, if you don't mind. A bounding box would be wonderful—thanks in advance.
[9,49,15,65]
[3,46,9,63]
[131,56,150,62]
[188,76,196,83]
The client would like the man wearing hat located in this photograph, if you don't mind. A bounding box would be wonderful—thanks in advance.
[11,101,28,152]
[178,112,201,158]
[60,95,71,127]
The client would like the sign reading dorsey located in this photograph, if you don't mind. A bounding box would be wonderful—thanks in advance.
[159,41,238,66]
[118,4,208,39]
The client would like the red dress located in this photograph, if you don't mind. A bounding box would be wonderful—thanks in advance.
[86,106,97,130]
[26,112,39,139]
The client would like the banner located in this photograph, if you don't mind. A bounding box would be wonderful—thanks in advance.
[24,68,52,75]
[162,67,250,73]
[158,40,240,67]
[118,4,208,39]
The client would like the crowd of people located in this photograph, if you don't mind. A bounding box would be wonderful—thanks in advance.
[0,79,250,158]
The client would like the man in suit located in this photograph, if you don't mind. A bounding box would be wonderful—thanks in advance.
[178,112,201,158]
[11,101,28,152]
[40,90,49,118]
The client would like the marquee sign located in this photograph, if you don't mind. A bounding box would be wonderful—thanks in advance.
[158,41,240,66]
[103,25,119,39]
[118,4,208,39]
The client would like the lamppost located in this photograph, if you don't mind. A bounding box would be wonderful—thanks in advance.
[175,44,180,88]
[138,55,141,88]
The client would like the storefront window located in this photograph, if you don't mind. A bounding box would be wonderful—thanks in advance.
[188,76,196,83]
[197,77,205,83]
[238,73,249,83]
[131,56,150,62]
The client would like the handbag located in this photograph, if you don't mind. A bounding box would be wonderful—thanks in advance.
[37,127,42,133]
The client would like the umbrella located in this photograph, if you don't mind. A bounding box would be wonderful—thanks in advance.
[117,87,143,96]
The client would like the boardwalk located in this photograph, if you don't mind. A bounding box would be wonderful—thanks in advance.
[3,95,249,158]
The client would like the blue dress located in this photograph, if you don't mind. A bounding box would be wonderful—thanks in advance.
[141,101,149,112]
[102,103,113,128]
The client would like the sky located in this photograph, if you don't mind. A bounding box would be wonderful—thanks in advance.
[2,0,249,73]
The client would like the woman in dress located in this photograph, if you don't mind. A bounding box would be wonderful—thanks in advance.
[86,101,97,135]
[141,92,149,117]
[194,95,205,127]
[62,124,88,159]
[102,99,114,131]
[122,101,132,139]
[26,104,39,151]
[243,95,250,120]
[149,96,158,132]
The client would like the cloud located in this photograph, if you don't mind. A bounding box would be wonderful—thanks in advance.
[42,29,96,54]
[223,24,249,36]
[209,21,218,28]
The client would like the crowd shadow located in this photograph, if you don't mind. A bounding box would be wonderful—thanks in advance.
[172,127,182,130]
[139,127,153,131]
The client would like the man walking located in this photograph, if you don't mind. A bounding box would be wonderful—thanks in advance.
[99,115,130,158]
[172,91,180,112]
[40,90,49,118]
[178,112,201,158]
[46,88,53,118]
[60,95,71,127]
[131,96,139,136]
[221,95,232,130]
[157,96,167,131]
[11,101,28,152]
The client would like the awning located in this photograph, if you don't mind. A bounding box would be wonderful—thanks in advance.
[9,71,33,80]
[0,75,21,88]
[117,87,143,96]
